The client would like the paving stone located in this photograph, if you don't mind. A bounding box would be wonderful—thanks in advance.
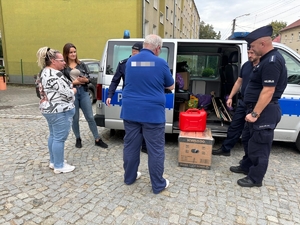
[1,85,300,224]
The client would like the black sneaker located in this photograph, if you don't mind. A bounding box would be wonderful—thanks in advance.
[75,138,82,148]
[95,139,108,148]
[212,148,230,156]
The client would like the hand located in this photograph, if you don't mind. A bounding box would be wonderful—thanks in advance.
[77,76,88,84]
[72,88,77,94]
[106,98,111,106]
[226,98,232,108]
[245,113,257,123]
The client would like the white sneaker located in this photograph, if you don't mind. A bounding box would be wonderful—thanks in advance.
[136,172,142,180]
[49,160,67,169]
[53,163,75,174]
[165,179,170,189]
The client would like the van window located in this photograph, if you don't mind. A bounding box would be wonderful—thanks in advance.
[277,49,300,84]
[106,41,169,75]
[177,54,219,78]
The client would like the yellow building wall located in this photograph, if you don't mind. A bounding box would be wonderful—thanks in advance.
[0,0,142,83]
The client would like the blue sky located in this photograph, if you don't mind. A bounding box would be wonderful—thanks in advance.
[195,0,300,39]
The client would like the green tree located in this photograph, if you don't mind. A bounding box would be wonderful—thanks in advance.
[269,20,287,39]
[199,21,221,39]
[0,38,3,58]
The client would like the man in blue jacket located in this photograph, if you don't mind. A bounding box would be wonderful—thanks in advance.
[121,34,174,194]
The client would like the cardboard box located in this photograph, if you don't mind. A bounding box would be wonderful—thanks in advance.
[178,128,214,169]
[178,72,190,90]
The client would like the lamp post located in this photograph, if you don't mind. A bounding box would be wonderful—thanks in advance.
[231,13,250,35]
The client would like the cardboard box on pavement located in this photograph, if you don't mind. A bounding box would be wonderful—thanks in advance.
[178,128,214,169]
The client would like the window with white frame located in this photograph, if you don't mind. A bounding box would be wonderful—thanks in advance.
[170,10,173,24]
[144,20,149,37]
[174,15,177,27]
[291,33,293,42]
[160,12,164,24]
[153,25,157,34]
[166,6,169,20]
[299,32,300,40]
[154,0,158,9]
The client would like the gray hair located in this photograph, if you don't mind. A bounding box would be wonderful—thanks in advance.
[36,47,60,69]
[143,34,163,52]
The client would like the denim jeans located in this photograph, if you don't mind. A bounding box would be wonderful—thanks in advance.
[43,108,75,169]
[73,86,100,140]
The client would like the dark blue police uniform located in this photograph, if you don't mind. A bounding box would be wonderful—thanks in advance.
[107,58,128,99]
[240,48,287,184]
[219,61,253,153]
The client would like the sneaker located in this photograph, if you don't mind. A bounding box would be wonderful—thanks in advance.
[165,179,170,189]
[95,139,108,148]
[49,159,67,169]
[75,138,82,148]
[54,163,75,174]
[136,172,142,180]
[212,148,230,156]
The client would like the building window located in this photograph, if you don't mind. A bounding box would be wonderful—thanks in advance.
[174,15,177,27]
[291,33,293,42]
[285,35,287,43]
[145,0,149,3]
[298,32,300,40]
[160,12,164,24]
[170,10,173,24]
[153,0,158,9]
[144,20,149,37]
[166,6,169,21]
[153,25,157,34]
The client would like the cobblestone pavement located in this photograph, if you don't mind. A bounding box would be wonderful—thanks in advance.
[0,84,300,225]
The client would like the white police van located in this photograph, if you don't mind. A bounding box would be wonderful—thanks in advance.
[94,38,300,151]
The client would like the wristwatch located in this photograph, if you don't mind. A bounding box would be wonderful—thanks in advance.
[251,111,260,118]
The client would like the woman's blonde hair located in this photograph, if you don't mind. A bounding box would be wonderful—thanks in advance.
[36,47,60,69]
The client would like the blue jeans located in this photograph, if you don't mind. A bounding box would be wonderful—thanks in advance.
[73,86,100,140]
[43,108,75,169]
[123,120,166,194]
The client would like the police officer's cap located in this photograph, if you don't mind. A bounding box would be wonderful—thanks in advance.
[245,25,273,44]
[132,42,143,51]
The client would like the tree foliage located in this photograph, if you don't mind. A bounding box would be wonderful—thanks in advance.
[199,21,221,39]
[269,20,287,39]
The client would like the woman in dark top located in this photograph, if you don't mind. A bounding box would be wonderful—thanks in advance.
[62,43,108,149]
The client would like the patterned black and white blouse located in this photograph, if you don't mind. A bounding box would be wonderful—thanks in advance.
[38,68,75,114]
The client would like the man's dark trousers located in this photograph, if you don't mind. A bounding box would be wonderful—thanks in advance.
[123,120,167,194]
[240,102,281,184]
[221,99,247,152]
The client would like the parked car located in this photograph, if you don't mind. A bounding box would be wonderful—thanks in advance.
[80,59,100,104]
[34,59,100,104]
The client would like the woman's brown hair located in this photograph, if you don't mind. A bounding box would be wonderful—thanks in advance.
[63,43,80,66]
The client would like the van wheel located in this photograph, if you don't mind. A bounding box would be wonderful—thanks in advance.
[88,89,95,104]
[296,132,300,151]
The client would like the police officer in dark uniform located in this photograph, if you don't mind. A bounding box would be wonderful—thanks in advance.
[230,25,287,187]
[212,47,260,156]
[106,42,148,153]
[106,42,143,105]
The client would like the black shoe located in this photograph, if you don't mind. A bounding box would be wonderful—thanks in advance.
[237,177,262,187]
[141,147,148,154]
[75,138,82,148]
[230,166,248,175]
[95,139,108,148]
[212,148,230,156]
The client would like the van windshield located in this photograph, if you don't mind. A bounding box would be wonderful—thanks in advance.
[278,49,300,85]
[106,41,169,75]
